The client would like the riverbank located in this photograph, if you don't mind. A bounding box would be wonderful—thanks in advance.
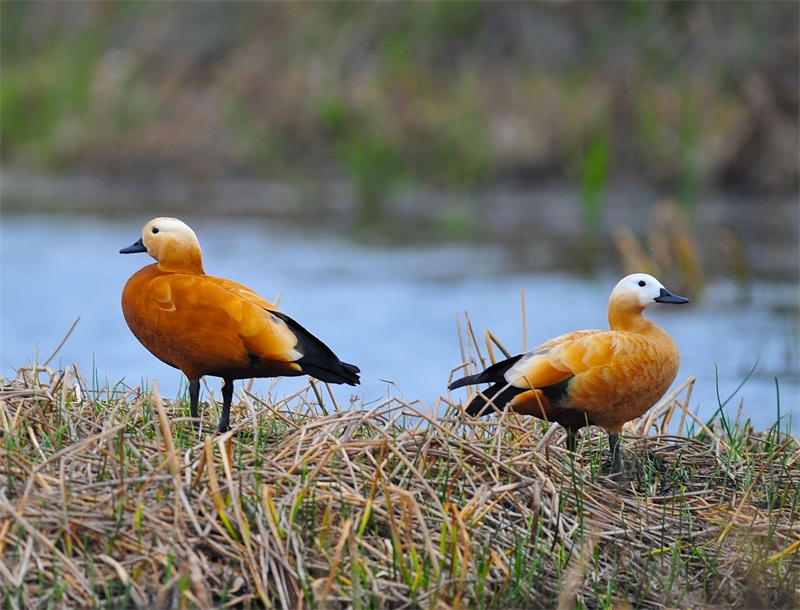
[3,168,799,285]
[1,363,798,608]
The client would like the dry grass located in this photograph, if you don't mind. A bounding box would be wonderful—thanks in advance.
[1,359,799,610]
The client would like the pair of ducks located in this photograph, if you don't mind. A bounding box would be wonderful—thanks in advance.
[121,217,688,474]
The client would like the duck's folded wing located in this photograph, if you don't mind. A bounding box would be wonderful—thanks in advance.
[531,330,673,406]
[552,331,663,371]
[208,276,281,311]
[147,275,302,363]
[155,275,359,384]
[505,329,605,389]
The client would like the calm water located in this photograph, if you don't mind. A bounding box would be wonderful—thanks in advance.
[2,213,798,434]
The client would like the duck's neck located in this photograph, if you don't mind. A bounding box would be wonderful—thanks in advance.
[157,244,205,275]
[608,307,664,336]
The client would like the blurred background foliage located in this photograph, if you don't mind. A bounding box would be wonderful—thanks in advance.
[1,1,797,285]
[3,2,796,191]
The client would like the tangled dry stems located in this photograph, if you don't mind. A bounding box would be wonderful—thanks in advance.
[1,364,799,609]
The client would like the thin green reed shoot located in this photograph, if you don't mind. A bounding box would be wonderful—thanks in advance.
[1,362,798,607]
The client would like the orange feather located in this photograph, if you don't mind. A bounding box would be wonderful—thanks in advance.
[121,217,360,432]
[449,273,688,474]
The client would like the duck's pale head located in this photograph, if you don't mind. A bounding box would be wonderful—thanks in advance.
[120,217,204,274]
[607,273,689,332]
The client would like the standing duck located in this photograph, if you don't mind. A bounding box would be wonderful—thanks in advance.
[120,217,360,432]
[449,273,688,474]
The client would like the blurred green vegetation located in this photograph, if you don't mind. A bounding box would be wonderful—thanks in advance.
[1,1,797,212]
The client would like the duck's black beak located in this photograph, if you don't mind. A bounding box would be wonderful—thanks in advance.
[120,238,147,254]
[655,287,689,304]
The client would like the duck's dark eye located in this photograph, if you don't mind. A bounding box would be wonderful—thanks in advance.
[638,280,646,287]
[152,227,159,234]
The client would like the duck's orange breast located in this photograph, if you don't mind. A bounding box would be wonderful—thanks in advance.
[121,264,304,380]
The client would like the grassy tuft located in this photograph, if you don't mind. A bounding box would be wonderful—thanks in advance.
[0,359,798,607]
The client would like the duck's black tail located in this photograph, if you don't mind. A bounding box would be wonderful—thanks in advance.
[462,382,526,417]
[301,359,361,386]
[449,354,525,416]
[271,311,361,386]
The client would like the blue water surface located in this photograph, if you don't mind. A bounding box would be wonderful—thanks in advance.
[2,213,797,434]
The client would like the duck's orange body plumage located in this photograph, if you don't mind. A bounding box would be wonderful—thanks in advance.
[449,273,688,473]
[121,217,360,432]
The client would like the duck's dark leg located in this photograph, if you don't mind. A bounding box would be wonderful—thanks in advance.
[219,379,234,433]
[188,379,200,428]
[608,432,623,475]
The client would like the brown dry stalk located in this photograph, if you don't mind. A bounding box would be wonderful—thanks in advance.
[1,362,799,608]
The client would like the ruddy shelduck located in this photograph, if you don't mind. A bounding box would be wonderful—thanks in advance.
[120,217,360,432]
[449,273,688,474]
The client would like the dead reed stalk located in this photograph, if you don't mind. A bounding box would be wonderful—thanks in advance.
[0,361,798,608]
